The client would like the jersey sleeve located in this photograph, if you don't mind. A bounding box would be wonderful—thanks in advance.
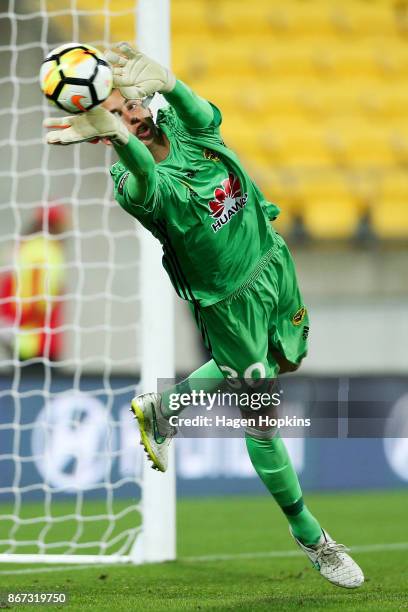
[157,103,224,151]
[110,133,159,216]
[251,180,281,221]
[110,161,182,233]
[163,80,215,129]
[182,100,223,135]
[110,161,156,218]
[263,202,281,221]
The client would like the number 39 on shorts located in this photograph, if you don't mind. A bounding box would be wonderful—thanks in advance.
[219,362,267,388]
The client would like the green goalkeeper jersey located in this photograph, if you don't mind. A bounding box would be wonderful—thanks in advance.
[110,90,280,307]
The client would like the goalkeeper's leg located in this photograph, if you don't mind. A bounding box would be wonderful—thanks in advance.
[245,419,363,588]
[131,359,224,472]
[195,254,363,587]
[245,423,322,546]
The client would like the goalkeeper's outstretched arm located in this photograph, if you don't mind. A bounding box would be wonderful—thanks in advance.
[44,108,156,207]
[105,43,214,129]
[112,135,156,206]
[163,80,214,129]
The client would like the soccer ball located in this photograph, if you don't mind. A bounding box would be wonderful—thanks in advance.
[40,43,113,113]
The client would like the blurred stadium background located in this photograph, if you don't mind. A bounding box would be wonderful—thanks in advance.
[0,0,407,574]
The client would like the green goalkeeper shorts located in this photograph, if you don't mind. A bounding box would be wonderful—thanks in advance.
[198,234,309,380]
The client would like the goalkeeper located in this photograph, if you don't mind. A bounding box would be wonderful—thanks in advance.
[44,43,363,589]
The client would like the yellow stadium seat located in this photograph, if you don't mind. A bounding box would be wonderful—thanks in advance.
[267,46,316,78]
[302,198,360,239]
[371,85,408,119]
[295,171,360,239]
[297,80,399,121]
[47,0,136,44]
[380,171,408,199]
[371,201,408,239]
[373,172,408,237]
[172,45,274,82]
[312,44,378,78]
[172,0,214,35]
[295,170,350,199]
[389,126,408,165]
[206,0,281,35]
[324,124,394,167]
[265,3,336,37]
[258,122,333,168]
[373,44,408,78]
[351,173,378,213]
[330,3,397,36]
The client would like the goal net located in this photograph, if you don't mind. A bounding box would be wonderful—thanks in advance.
[0,0,175,564]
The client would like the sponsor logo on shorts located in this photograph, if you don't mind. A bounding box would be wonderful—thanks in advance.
[118,172,129,195]
[292,307,307,326]
[302,325,310,341]
[208,173,248,233]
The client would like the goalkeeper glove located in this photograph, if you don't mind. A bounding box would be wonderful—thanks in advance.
[43,107,129,145]
[104,42,176,100]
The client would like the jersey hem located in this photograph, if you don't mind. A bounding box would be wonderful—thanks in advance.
[203,234,285,308]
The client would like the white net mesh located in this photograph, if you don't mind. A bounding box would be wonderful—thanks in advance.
[0,0,147,560]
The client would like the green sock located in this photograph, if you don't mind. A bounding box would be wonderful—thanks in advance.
[286,505,322,546]
[245,433,322,546]
[161,359,224,418]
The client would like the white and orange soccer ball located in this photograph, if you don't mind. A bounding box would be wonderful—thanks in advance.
[40,43,113,113]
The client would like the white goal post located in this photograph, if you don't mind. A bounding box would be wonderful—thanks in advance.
[0,0,175,565]
[131,0,176,565]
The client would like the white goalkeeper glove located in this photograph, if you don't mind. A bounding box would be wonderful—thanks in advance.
[43,107,129,146]
[104,42,176,100]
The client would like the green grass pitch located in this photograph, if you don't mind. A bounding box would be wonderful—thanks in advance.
[0,490,406,611]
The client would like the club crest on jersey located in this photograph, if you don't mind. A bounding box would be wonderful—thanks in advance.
[203,148,220,162]
[292,307,307,326]
[208,173,248,233]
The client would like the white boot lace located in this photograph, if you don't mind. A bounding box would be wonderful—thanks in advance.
[316,541,348,570]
